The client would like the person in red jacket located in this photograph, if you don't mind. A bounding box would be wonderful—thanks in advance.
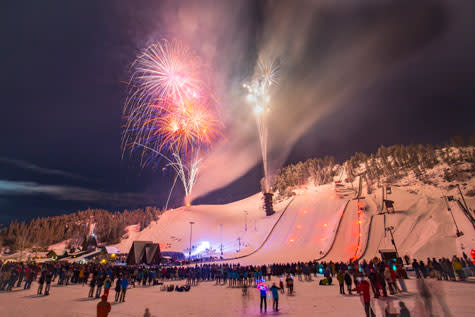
[389,265,401,293]
[357,277,376,317]
[97,295,111,317]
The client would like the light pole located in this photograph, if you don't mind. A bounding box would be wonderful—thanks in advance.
[244,211,248,232]
[189,221,195,259]
[219,224,223,256]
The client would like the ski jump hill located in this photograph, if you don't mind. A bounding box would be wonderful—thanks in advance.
[113,179,475,265]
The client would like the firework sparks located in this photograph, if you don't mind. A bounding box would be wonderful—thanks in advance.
[153,98,220,154]
[244,58,279,193]
[122,39,221,207]
[126,39,203,106]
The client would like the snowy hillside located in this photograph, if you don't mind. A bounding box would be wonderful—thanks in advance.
[8,144,470,265]
[112,169,474,264]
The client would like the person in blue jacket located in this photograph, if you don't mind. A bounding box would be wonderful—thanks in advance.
[270,282,280,312]
[258,281,267,313]
[119,276,129,303]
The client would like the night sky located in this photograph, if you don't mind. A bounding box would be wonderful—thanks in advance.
[1,0,474,224]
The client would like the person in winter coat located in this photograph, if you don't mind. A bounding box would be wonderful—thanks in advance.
[258,282,267,313]
[286,275,294,295]
[97,295,111,317]
[114,277,121,302]
[279,278,285,294]
[0,270,10,291]
[79,269,85,284]
[44,270,53,295]
[17,266,24,287]
[7,269,18,291]
[384,266,396,295]
[389,266,401,293]
[452,257,465,280]
[95,276,104,298]
[337,271,345,294]
[103,276,112,297]
[356,277,376,317]
[24,268,33,289]
[270,282,280,312]
[344,271,353,295]
[396,265,408,292]
[419,260,428,278]
[377,269,388,297]
[119,276,129,302]
[89,276,97,298]
[431,258,442,280]
[412,259,422,279]
[323,268,332,285]
[37,271,45,295]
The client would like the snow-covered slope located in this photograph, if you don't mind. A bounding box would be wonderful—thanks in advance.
[113,185,352,264]
[358,184,474,261]
[111,175,474,264]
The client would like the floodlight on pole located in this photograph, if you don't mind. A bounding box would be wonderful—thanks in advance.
[219,224,223,256]
[189,221,195,259]
[244,210,248,232]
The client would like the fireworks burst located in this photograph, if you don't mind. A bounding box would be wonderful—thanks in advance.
[126,39,203,107]
[243,58,280,193]
[153,98,220,154]
[122,39,221,207]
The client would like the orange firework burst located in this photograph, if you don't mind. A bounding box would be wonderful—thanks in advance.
[149,97,220,154]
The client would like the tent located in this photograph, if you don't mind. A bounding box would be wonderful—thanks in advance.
[104,246,120,255]
[126,241,161,265]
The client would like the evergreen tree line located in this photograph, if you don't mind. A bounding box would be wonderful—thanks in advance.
[266,143,475,199]
[0,206,161,251]
[2,140,474,251]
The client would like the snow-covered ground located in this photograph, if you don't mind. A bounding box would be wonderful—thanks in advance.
[1,276,474,316]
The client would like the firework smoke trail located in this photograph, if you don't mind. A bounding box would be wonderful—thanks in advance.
[244,59,279,192]
[135,144,201,207]
[122,39,220,207]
